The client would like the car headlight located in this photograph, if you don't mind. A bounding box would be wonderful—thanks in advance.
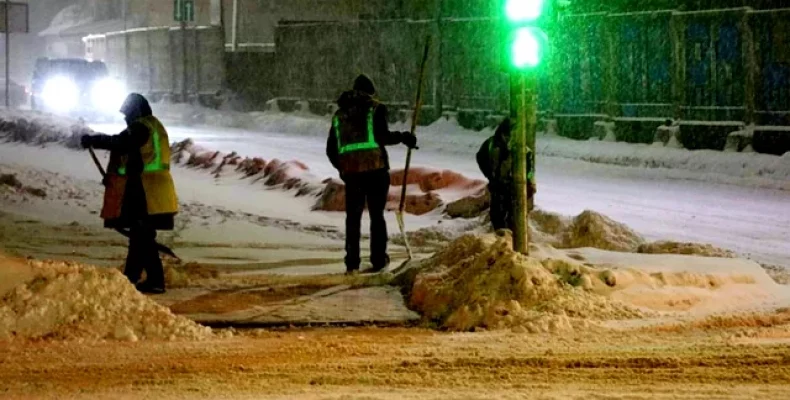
[91,78,126,113]
[42,76,79,112]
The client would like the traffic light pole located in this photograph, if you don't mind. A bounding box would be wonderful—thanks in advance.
[510,71,534,255]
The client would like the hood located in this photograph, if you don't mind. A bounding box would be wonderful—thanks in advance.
[337,90,377,111]
[353,74,376,96]
[120,93,152,123]
[494,117,511,143]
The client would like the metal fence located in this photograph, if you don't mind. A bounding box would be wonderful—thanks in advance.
[272,7,790,132]
[83,25,225,100]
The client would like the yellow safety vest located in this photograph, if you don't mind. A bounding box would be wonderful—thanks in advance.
[101,116,178,220]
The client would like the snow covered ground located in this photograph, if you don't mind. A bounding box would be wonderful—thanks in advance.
[1,106,787,268]
[86,106,790,267]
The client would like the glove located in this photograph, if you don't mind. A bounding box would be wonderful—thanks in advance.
[401,132,418,149]
[80,135,94,149]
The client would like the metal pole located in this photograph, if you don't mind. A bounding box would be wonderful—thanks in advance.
[123,0,129,86]
[510,72,529,255]
[525,73,537,218]
[231,0,238,51]
[181,20,187,102]
[4,0,10,108]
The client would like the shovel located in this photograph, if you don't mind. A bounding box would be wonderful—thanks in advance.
[88,146,180,260]
[396,36,432,263]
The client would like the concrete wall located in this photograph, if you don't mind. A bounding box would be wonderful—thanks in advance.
[272,16,508,123]
[222,0,403,45]
[85,26,225,99]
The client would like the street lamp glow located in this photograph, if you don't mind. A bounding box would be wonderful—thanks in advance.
[505,0,545,22]
[511,27,546,69]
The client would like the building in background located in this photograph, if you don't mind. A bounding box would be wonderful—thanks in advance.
[3,0,72,84]
[222,0,401,51]
[38,0,133,59]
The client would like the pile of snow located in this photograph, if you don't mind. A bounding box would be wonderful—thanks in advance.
[409,234,647,332]
[408,233,790,332]
[528,209,645,253]
[561,210,645,252]
[0,109,93,149]
[0,259,212,342]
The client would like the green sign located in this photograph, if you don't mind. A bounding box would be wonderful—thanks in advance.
[502,0,552,70]
[174,0,195,22]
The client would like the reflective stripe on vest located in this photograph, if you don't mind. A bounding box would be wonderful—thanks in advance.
[334,109,378,155]
[118,125,165,176]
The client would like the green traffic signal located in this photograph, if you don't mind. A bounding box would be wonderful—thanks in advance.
[503,0,551,70]
[510,27,548,69]
[505,0,545,23]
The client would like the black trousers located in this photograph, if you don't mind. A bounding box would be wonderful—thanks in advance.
[489,184,534,233]
[124,226,165,288]
[489,187,514,232]
[343,169,390,270]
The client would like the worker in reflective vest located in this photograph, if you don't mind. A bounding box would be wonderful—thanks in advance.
[80,93,177,294]
[476,118,536,232]
[326,75,418,274]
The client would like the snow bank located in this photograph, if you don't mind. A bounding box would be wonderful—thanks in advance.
[538,137,790,190]
[638,241,736,258]
[408,233,790,332]
[169,138,487,216]
[0,257,212,342]
[571,248,790,315]
[0,109,94,149]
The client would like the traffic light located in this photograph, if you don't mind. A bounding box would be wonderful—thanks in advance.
[503,0,552,71]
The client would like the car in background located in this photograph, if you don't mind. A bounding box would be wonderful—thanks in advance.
[31,58,126,120]
[0,79,28,108]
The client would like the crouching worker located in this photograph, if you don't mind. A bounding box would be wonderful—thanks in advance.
[80,93,177,294]
[327,74,418,274]
[476,118,536,232]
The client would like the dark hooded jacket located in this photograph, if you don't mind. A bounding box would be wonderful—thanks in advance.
[86,94,175,230]
[326,76,405,176]
[477,118,536,194]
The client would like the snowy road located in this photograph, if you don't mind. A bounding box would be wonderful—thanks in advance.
[89,122,790,267]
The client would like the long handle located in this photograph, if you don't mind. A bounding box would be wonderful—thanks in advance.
[398,36,432,214]
[88,146,180,260]
[88,147,107,178]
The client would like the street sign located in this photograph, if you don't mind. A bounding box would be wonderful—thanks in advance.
[174,0,195,22]
[0,1,28,33]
